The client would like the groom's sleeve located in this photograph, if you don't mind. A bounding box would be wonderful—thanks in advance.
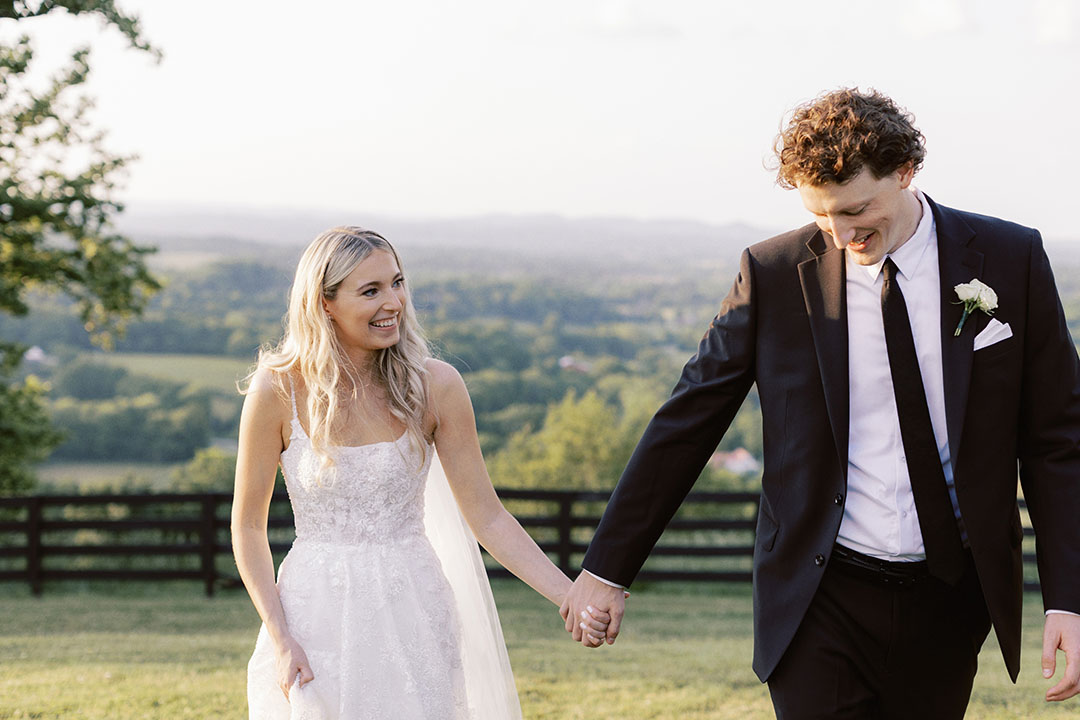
[583,248,759,587]
[1017,231,1080,615]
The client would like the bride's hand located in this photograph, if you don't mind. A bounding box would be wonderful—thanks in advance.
[572,593,629,647]
[578,605,611,647]
[274,635,314,700]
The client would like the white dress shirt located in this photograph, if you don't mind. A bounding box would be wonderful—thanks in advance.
[838,187,960,560]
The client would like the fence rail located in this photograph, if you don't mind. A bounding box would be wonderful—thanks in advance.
[0,491,1039,596]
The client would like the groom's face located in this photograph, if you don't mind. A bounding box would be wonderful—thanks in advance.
[797,165,919,267]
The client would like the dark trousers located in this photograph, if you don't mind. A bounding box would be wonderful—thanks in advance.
[767,550,991,720]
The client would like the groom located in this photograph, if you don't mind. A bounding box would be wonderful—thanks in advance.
[562,88,1080,717]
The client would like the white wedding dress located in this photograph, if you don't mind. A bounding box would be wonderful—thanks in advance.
[246,394,522,719]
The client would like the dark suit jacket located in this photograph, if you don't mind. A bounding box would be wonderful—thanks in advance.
[582,196,1080,682]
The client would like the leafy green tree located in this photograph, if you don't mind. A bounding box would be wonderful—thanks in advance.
[0,350,61,493]
[0,1,160,493]
[50,357,128,399]
[489,390,623,490]
[171,447,284,493]
[47,393,209,462]
[0,2,156,52]
[114,372,186,406]
[488,377,759,493]
[171,448,236,492]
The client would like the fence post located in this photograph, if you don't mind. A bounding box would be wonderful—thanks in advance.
[557,496,573,575]
[27,497,42,596]
[200,496,217,597]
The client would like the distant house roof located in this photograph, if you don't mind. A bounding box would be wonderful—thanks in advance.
[23,346,56,365]
[708,447,761,475]
[558,355,591,373]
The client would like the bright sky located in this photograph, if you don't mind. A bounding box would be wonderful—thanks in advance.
[9,0,1080,239]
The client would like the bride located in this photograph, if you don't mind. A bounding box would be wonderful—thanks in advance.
[231,227,609,719]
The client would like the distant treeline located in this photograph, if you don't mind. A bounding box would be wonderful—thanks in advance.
[16,248,1080,492]
[6,260,713,358]
[42,359,214,462]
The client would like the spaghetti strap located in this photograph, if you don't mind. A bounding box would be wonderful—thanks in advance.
[287,374,298,422]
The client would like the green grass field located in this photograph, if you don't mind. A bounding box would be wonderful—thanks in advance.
[94,352,252,394]
[33,461,183,492]
[1,581,1075,719]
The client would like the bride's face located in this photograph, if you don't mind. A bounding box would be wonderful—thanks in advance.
[323,250,406,354]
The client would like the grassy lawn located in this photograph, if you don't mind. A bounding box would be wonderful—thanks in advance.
[33,461,183,492]
[0,581,1074,719]
[93,352,252,394]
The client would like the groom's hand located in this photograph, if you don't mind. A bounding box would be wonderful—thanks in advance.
[1043,612,1080,701]
[560,571,625,647]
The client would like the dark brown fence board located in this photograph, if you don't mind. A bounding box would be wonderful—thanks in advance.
[0,490,1039,596]
[40,544,202,556]
[38,520,203,532]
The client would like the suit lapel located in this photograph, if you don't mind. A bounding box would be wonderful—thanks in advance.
[798,231,849,480]
[929,195,982,473]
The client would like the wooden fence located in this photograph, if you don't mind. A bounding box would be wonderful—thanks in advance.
[0,491,1040,596]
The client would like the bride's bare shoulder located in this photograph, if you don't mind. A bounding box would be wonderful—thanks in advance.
[424,358,465,395]
[243,366,293,416]
[422,359,471,433]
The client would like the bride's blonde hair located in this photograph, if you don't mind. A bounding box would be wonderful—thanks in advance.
[249,226,430,473]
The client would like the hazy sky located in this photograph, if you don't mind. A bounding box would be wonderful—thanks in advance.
[9,0,1080,239]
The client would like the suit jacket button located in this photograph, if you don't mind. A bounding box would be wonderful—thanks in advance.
[814,554,825,567]
[834,493,843,505]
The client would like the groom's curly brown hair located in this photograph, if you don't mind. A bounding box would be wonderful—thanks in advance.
[773,88,926,188]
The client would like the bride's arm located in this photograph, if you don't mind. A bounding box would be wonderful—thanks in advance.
[231,369,313,695]
[428,359,575,608]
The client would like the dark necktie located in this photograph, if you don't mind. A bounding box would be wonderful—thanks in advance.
[881,258,966,585]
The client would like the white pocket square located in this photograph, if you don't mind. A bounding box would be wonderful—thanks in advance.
[973,318,1012,351]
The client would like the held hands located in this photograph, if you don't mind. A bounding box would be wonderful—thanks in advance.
[1043,612,1080,702]
[559,570,627,648]
[274,634,314,700]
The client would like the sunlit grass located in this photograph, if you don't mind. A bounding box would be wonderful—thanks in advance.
[93,352,251,394]
[34,461,182,491]
[0,581,1075,719]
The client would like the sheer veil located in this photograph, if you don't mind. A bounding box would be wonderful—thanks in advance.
[423,450,523,719]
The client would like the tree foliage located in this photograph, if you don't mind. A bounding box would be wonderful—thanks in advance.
[489,390,623,490]
[48,392,209,462]
[0,349,61,493]
[0,1,160,493]
[0,1,156,54]
[50,356,128,399]
[170,447,237,492]
[488,379,761,492]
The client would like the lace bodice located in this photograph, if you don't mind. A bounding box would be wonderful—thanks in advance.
[280,415,433,546]
[248,385,519,719]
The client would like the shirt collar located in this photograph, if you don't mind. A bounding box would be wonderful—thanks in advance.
[852,187,935,283]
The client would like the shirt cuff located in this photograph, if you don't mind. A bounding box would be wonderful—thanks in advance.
[583,569,625,589]
[1046,609,1080,617]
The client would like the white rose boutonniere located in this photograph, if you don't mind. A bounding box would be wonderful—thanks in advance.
[953,279,998,336]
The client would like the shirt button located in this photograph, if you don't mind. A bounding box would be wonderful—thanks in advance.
[814,554,825,567]
[834,493,843,505]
